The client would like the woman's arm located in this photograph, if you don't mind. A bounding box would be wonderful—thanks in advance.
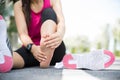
[51,0,65,38]
[14,1,33,47]
[43,0,65,48]
[14,1,47,62]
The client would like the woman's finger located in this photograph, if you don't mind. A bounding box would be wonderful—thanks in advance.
[47,40,61,47]
[44,34,58,42]
[36,54,46,62]
[45,38,59,45]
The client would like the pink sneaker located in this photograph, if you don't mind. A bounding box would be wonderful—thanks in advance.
[62,50,115,70]
[0,15,13,72]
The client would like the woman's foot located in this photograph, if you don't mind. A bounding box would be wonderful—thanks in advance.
[40,37,55,68]
[62,50,115,70]
[0,16,13,72]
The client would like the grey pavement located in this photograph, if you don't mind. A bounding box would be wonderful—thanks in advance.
[0,59,120,80]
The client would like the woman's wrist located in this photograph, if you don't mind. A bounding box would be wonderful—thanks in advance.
[26,43,33,51]
[31,44,36,53]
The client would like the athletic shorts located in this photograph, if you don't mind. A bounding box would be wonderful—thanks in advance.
[15,41,66,67]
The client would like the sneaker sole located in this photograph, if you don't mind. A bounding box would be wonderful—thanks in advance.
[63,50,115,70]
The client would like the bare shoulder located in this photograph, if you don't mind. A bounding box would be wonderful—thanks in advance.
[14,0,22,9]
[50,0,53,6]
[50,0,58,6]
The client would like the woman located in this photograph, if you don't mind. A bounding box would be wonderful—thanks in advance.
[13,0,66,68]
[0,0,115,72]
[13,0,115,70]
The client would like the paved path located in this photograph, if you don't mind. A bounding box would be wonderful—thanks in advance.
[1,67,120,80]
[0,59,120,80]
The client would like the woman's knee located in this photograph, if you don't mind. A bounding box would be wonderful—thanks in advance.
[0,56,13,73]
[41,8,57,24]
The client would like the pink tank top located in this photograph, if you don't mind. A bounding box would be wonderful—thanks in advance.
[28,0,51,45]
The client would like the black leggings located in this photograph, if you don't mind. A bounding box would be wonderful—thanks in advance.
[15,8,66,67]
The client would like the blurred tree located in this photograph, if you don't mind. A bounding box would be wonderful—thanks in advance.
[112,19,120,56]
[71,47,77,53]
[77,36,90,53]
[0,0,13,17]
[65,36,90,53]
[0,0,19,49]
[102,24,110,49]
[113,27,118,52]
[105,24,110,49]
[94,24,111,50]
[0,0,6,16]
[96,42,102,49]
[7,16,17,37]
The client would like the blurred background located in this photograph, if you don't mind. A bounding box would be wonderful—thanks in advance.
[1,0,120,58]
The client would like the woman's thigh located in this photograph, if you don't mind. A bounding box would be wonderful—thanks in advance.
[13,47,39,68]
[13,52,25,68]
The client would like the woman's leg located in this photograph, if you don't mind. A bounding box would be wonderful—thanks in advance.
[40,8,57,68]
[50,41,66,65]
[13,52,25,68]
[13,46,40,68]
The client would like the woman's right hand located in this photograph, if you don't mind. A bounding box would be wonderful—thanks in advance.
[31,45,47,62]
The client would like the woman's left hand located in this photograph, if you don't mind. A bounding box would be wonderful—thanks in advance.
[43,32,62,49]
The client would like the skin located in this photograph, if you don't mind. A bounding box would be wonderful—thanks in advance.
[13,0,65,68]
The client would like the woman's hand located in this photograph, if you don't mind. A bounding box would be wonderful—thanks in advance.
[31,45,47,62]
[43,32,62,49]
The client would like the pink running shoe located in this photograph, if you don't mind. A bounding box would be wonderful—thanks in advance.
[0,15,13,73]
[62,50,115,70]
